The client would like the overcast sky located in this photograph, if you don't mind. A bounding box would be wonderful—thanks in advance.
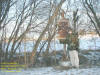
[2,0,99,38]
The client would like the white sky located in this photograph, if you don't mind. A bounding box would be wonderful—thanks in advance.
[1,0,99,38]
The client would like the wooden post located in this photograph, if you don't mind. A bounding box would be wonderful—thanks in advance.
[63,44,67,60]
[24,35,27,68]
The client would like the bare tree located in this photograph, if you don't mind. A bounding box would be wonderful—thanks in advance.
[0,0,16,30]
[30,0,66,65]
[82,0,100,36]
[0,0,16,62]
[1,0,46,62]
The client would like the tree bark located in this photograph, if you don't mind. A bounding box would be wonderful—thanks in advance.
[69,50,79,68]
[30,0,65,65]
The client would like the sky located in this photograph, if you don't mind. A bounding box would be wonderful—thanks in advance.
[1,0,99,38]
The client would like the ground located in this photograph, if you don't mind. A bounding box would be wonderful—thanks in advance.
[0,50,100,75]
[0,67,100,75]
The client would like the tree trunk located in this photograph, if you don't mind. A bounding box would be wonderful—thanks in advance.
[69,50,79,68]
[30,0,65,65]
[63,44,68,60]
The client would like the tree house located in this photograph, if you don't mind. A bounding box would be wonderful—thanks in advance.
[57,11,72,44]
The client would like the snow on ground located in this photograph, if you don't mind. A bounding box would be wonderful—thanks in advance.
[0,67,100,75]
[1,35,100,75]
[1,49,100,75]
[83,51,100,61]
[80,51,100,65]
[6,34,100,53]
[79,35,100,50]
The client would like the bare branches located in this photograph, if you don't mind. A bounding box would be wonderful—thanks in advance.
[0,0,17,30]
[1,0,48,61]
[82,0,100,36]
[30,0,65,65]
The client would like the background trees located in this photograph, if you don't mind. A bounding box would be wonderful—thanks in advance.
[82,0,100,36]
[30,0,65,65]
[0,0,100,67]
[0,0,52,62]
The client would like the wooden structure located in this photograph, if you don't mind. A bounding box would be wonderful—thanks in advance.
[58,10,72,44]
[57,10,79,68]
[57,10,72,61]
